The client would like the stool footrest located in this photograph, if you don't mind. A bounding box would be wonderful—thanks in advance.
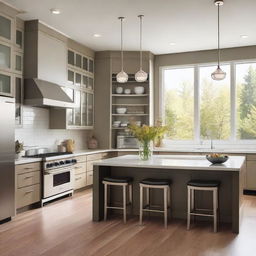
[190,209,214,217]
[143,208,165,213]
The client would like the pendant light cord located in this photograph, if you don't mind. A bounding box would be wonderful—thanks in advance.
[119,17,124,72]
[139,15,143,70]
[217,3,220,68]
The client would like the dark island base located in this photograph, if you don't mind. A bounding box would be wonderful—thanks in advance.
[93,166,243,233]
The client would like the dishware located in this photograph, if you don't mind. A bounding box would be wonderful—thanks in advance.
[116,87,123,94]
[124,88,131,94]
[116,107,127,114]
[206,154,228,164]
[134,86,145,94]
[135,121,142,126]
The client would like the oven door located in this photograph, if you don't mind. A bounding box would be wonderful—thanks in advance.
[44,167,74,198]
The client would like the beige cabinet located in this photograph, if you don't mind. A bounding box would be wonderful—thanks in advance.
[246,159,256,190]
[15,162,41,209]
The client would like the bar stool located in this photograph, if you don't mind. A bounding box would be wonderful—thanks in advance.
[102,177,133,223]
[187,179,220,232]
[139,178,171,228]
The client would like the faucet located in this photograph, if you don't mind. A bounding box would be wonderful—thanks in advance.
[210,138,214,150]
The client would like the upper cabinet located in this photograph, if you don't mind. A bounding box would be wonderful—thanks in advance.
[0,14,12,42]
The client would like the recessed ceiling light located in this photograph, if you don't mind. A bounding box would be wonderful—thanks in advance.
[50,8,61,15]
[93,34,102,38]
[240,35,248,39]
[169,42,176,46]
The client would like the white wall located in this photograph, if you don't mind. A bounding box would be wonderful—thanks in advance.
[15,106,92,151]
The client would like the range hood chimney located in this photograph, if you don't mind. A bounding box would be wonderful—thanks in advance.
[24,79,74,108]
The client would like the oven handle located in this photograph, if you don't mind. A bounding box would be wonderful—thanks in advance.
[45,168,73,175]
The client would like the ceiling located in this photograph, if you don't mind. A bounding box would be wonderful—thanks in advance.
[3,0,256,54]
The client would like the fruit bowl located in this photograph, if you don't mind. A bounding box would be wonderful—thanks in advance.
[206,154,228,164]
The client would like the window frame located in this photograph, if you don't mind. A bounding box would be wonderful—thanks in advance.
[159,59,256,147]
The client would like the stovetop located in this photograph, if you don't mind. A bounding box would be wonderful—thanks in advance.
[24,152,73,158]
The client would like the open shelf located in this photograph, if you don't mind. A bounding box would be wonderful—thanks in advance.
[112,94,149,97]
[112,114,148,116]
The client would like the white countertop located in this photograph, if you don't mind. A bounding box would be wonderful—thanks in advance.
[15,147,253,165]
[93,155,246,171]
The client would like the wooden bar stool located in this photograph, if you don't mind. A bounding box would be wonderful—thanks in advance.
[139,178,171,228]
[187,180,220,232]
[102,177,133,223]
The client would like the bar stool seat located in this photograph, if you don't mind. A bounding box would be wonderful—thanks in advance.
[187,180,220,187]
[187,179,220,233]
[103,177,133,183]
[139,178,172,228]
[102,176,133,224]
[140,178,172,186]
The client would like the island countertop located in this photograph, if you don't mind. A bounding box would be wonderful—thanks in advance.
[93,154,246,172]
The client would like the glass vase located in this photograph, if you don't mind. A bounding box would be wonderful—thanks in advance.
[139,141,153,160]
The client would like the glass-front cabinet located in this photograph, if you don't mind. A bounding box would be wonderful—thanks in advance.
[0,71,12,97]
[65,48,94,129]
[15,76,22,126]
[0,14,12,42]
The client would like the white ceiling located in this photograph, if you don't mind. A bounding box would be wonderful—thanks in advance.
[3,0,256,54]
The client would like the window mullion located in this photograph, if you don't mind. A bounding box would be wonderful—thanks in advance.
[230,62,236,141]
[194,65,200,143]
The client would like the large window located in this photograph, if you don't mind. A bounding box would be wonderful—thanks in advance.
[161,61,256,144]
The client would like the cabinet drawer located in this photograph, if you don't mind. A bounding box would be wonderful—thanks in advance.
[74,173,86,190]
[73,162,86,175]
[101,152,117,159]
[16,184,41,209]
[87,160,101,171]
[75,155,87,163]
[86,153,102,161]
[16,162,41,174]
[246,161,256,190]
[86,171,93,186]
[17,171,40,188]
[247,154,256,161]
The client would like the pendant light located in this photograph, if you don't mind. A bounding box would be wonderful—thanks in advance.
[135,15,148,82]
[116,17,128,83]
[211,0,226,81]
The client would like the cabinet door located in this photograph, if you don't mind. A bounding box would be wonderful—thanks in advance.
[81,91,87,126]
[82,57,88,71]
[88,59,94,73]
[246,161,256,190]
[0,15,11,41]
[0,72,12,96]
[68,50,75,66]
[88,77,93,90]
[0,43,11,70]
[75,53,82,68]
[74,90,81,126]
[87,93,93,126]
[15,77,22,126]
[16,30,23,49]
[15,52,22,73]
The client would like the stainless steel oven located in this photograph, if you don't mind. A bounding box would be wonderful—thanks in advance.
[44,166,74,199]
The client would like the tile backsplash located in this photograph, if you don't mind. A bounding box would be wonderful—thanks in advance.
[15,106,92,151]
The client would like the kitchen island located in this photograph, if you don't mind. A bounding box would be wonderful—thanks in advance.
[93,155,246,233]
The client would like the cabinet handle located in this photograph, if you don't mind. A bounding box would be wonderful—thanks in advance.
[89,174,93,177]
[74,166,82,169]
[25,190,34,194]
[24,167,33,170]
[75,177,82,181]
[24,176,33,179]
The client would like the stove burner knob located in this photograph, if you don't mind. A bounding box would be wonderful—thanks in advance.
[46,163,52,168]
[65,160,71,164]
[54,162,60,166]
[72,159,77,163]
[60,161,65,165]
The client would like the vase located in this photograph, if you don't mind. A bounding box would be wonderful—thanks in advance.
[139,141,153,160]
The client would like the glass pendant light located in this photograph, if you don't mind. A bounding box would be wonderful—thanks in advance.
[116,17,128,83]
[135,15,148,82]
[211,0,226,81]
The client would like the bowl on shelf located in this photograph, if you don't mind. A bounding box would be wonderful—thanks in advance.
[134,86,145,94]
[113,120,121,127]
[124,88,131,94]
[115,87,123,94]
[135,121,142,126]
[206,154,229,164]
[120,122,129,127]
[116,107,127,114]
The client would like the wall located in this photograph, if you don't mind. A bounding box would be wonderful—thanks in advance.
[154,45,256,119]
[15,106,92,151]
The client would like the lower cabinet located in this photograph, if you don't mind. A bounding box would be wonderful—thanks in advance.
[246,160,256,190]
[86,171,93,186]
[74,172,87,189]
[15,162,41,209]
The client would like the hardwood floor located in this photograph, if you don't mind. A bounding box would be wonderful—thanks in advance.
[1,190,256,256]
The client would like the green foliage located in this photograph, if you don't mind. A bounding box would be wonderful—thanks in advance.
[240,105,256,139]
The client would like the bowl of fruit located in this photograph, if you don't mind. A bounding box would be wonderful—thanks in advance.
[206,153,229,164]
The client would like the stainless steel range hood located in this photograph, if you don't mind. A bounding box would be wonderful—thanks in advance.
[24,78,74,108]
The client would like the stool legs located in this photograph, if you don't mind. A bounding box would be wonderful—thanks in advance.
[187,187,191,230]
[123,185,127,224]
[139,186,143,225]
[104,183,108,221]
[213,188,218,232]
[164,187,168,228]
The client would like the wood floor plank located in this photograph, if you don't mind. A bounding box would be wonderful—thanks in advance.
[0,190,256,256]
